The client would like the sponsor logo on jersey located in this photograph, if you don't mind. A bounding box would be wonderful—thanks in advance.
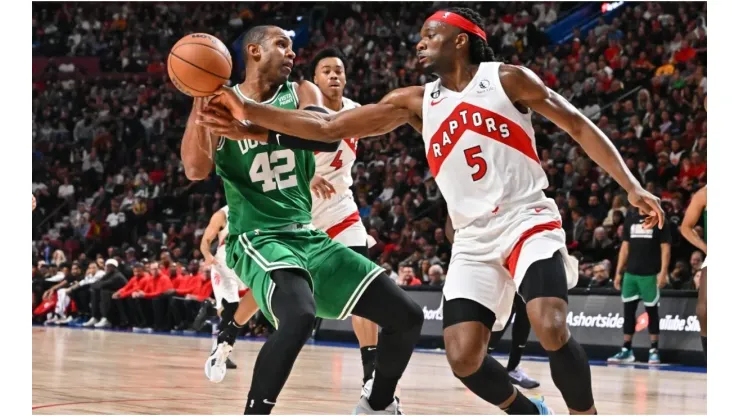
[278,94,294,106]
[477,79,495,93]
[431,97,448,106]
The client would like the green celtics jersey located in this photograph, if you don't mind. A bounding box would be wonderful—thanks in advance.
[214,81,314,236]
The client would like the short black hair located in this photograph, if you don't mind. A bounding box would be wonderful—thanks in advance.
[242,25,275,51]
[442,7,495,64]
[309,47,348,78]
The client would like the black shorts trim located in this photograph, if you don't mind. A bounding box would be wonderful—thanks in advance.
[442,297,496,330]
[518,250,569,303]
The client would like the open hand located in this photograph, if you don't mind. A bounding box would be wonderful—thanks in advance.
[207,86,248,121]
[627,186,664,229]
[310,175,336,200]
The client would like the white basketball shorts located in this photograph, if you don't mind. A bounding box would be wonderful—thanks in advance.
[322,211,369,248]
[443,195,579,331]
[212,245,247,306]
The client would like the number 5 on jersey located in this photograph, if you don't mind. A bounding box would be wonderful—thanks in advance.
[464,146,487,181]
[249,150,298,191]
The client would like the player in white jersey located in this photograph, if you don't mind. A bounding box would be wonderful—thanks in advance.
[200,206,251,372]
[208,7,667,414]
[308,47,381,386]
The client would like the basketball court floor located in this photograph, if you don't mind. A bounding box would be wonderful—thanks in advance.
[32,327,706,414]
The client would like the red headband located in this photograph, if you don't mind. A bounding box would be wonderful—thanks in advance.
[425,11,487,42]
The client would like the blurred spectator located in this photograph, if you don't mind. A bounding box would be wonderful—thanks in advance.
[428,265,445,288]
[397,264,421,287]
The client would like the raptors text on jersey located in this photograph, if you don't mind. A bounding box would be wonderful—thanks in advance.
[421,61,549,229]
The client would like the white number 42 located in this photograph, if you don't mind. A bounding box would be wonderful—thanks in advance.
[249,150,298,192]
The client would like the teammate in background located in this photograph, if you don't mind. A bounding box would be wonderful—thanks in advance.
[609,211,670,364]
[204,8,666,414]
[308,47,380,385]
[185,25,422,415]
[680,185,707,356]
[199,206,249,371]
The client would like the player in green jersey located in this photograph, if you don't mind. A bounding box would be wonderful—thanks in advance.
[183,26,422,415]
[681,185,707,356]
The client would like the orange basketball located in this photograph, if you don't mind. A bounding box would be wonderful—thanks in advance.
[167,33,232,97]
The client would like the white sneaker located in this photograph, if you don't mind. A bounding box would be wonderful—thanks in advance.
[44,316,59,325]
[82,317,99,327]
[57,316,74,325]
[353,378,403,415]
[508,366,540,389]
[205,340,233,383]
[94,318,111,328]
[353,396,403,415]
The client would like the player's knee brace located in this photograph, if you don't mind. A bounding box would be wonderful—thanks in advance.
[645,305,660,335]
[518,251,568,303]
[623,300,639,336]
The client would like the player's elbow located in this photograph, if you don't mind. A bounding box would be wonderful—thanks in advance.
[184,165,210,181]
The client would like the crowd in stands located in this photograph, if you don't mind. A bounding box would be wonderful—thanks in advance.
[32,2,708,330]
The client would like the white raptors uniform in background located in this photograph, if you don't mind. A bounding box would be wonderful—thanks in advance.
[212,206,247,306]
[422,61,578,331]
[312,97,372,248]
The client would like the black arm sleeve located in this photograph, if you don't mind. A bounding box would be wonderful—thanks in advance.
[266,106,341,152]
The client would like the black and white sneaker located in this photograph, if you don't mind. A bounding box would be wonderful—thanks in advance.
[204,323,239,383]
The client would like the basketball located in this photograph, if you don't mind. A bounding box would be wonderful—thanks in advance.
[168,33,232,97]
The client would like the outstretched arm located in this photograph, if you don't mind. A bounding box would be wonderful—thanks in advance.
[205,86,424,142]
[500,64,664,229]
[680,186,707,254]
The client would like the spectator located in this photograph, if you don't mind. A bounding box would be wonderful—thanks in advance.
[137,260,174,331]
[428,264,445,287]
[83,259,127,328]
[110,263,150,328]
[587,261,612,289]
[56,262,105,325]
[397,264,421,287]
[169,261,212,331]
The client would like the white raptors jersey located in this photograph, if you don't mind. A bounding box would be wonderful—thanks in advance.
[312,97,362,231]
[217,205,229,246]
[422,61,549,229]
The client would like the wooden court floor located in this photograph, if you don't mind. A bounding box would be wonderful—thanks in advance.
[32,327,706,414]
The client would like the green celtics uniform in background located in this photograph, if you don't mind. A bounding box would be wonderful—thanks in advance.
[214,81,383,328]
